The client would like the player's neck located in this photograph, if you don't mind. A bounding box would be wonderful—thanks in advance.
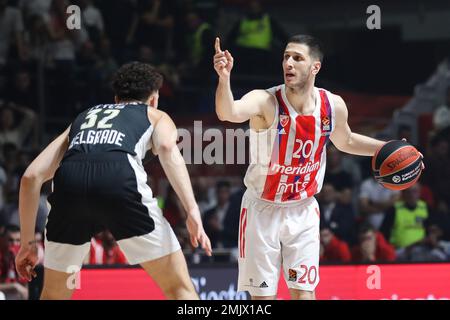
[285,82,315,115]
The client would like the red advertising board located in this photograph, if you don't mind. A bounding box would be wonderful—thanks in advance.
[72,263,450,300]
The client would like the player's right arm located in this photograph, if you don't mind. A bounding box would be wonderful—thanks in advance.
[213,37,273,124]
[16,126,70,280]
[150,109,212,256]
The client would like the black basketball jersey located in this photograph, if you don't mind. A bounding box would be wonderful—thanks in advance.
[64,102,153,160]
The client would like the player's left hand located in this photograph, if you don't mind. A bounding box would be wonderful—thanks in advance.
[15,243,39,282]
[186,210,212,257]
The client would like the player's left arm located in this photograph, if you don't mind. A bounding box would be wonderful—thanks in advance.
[19,127,70,246]
[330,94,385,156]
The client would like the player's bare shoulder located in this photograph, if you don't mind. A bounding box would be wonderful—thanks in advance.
[330,93,348,123]
[147,107,177,154]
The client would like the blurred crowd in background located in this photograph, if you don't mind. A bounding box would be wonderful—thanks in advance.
[0,0,450,299]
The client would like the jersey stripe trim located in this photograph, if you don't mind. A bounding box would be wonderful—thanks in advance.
[261,89,291,201]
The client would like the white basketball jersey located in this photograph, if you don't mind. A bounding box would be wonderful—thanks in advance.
[244,84,336,204]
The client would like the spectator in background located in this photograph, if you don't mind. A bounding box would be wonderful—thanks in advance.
[219,188,245,261]
[204,180,232,249]
[96,0,136,62]
[397,224,450,262]
[90,38,119,100]
[0,165,6,211]
[79,0,104,48]
[226,0,287,75]
[46,0,87,115]
[127,0,175,61]
[317,183,356,245]
[380,183,428,250]
[0,104,37,155]
[432,87,450,135]
[76,40,100,106]
[0,225,28,299]
[136,44,179,110]
[5,68,38,112]
[19,0,52,21]
[351,223,396,263]
[359,168,400,230]
[0,191,19,229]
[89,231,127,265]
[397,124,413,144]
[180,9,215,84]
[423,135,450,211]
[193,177,214,215]
[319,225,351,263]
[0,0,26,67]
[163,185,185,228]
[324,145,354,205]
[426,199,450,242]
[22,13,50,65]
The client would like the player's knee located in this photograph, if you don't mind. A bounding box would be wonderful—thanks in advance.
[297,290,315,300]
[159,275,198,300]
[40,287,72,300]
[251,295,276,300]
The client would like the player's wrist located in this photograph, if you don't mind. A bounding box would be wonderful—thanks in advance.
[186,205,201,218]
[218,75,230,85]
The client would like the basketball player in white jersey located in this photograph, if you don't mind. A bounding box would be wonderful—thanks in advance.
[213,35,387,300]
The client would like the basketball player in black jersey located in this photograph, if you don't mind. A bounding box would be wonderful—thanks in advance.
[15,62,212,299]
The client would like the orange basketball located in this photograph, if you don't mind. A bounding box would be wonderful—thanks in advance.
[372,140,423,191]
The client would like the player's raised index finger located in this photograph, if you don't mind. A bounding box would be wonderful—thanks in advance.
[215,37,222,53]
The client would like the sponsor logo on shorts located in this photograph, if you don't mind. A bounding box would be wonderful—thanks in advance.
[288,269,297,282]
[245,278,269,289]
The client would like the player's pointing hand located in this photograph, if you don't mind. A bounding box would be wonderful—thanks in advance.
[213,37,234,79]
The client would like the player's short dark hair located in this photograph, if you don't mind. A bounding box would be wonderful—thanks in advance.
[112,62,163,102]
[287,35,324,62]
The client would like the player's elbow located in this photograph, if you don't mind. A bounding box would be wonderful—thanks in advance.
[215,108,231,122]
[158,140,177,155]
[20,170,43,187]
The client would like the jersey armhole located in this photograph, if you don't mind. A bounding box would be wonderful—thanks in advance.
[250,92,278,134]
[327,91,337,133]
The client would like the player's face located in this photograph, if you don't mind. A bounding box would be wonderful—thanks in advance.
[282,43,320,89]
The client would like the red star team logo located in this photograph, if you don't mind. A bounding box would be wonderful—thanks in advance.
[280,115,289,127]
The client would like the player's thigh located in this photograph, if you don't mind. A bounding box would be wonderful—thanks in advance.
[139,249,194,292]
[238,193,283,297]
[289,288,316,300]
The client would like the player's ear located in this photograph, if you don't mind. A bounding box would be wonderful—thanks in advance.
[312,61,321,75]
[148,91,159,109]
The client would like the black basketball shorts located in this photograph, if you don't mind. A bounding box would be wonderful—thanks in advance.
[44,152,180,272]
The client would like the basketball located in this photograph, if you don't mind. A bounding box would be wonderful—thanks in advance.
[372,140,423,191]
